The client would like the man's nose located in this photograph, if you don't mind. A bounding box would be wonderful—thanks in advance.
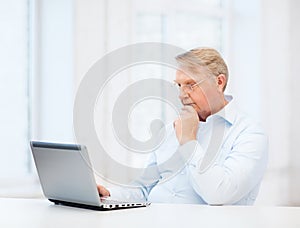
[178,88,189,100]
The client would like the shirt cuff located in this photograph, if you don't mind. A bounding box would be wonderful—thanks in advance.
[107,186,146,202]
[106,187,125,201]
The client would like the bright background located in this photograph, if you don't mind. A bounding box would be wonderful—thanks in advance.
[1,0,300,206]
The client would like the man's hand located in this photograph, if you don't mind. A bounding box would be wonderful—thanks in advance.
[174,105,199,145]
[97,184,110,197]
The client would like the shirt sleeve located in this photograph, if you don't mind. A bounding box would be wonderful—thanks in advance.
[107,151,161,202]
[185,128,268,205]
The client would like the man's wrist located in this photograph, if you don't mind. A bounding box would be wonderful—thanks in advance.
[179,136,197,145]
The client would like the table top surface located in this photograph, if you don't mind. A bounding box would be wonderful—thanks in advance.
[1,198,300,228]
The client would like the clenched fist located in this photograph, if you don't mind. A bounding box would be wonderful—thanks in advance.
[174,105,199,145]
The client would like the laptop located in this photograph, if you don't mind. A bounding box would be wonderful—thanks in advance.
[30,141,150,210]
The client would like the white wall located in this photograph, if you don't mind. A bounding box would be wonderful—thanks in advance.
[256,0,300,206]
[288,0,300,206]
[258,0,291,205]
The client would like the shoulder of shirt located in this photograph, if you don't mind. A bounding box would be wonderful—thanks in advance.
[233,105,267,137]
[223,95,267,136]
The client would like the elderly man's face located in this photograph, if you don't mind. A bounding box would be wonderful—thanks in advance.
[175,69,223,121]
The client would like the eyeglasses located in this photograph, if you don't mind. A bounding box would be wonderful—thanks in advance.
[173,78,207,93]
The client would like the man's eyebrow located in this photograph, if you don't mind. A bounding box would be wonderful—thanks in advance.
[173,79,196,84]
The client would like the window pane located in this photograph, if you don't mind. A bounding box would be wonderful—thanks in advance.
[185,0,223,8]
[134,11,223,51]
[171,12,222,50]
[0,1,30,179]
[135,13,163,42]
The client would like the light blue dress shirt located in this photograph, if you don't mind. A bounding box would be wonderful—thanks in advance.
[109,95,268,205]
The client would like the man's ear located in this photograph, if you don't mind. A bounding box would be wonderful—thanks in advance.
[216,74,226,92]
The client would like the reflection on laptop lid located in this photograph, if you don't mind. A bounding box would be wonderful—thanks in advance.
[30,141,150,210]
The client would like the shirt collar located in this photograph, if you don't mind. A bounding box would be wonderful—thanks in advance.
[206,95,237,125]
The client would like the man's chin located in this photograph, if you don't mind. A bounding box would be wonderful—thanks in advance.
[188,105,203,121]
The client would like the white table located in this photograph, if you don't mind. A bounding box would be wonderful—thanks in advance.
[1,198,300,228]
